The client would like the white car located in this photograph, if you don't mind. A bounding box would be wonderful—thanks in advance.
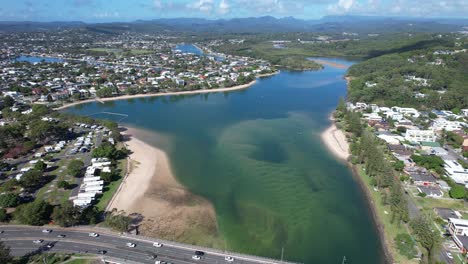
[192,255,201,260]
[446,252,453,259]
[126,242,136,248]
[225,256,234,262]
[33,239,43,244]
[42,229,52,233]
[153,242,163,248]
[89,232,99,237]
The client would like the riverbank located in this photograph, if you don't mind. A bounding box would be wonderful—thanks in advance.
[320,116,350,161]
[107,127,223,248]
[321,115,395,264]
[55,71,281,111]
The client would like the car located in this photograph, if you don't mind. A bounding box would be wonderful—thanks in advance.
[98,250,107,255]
[146,254,157,260]
[446,252,453,259]
[153,242,163,247]
[0,230,4,234]
[192,255,201,260]
[45,243,54,249]
[33,240,43,244]
[89,232,99,237]
[194,251,204,256]
[126,242,136,248]
[225,256,234,262]
[42,229,52,233]
[155,261,161,264]
[57,234,66,238]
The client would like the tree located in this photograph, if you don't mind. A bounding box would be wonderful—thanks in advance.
[100,171,117,182]
[92,142,118,159]
[19,170,42,189]
[0,209,8,222]
[449,185,466,199]
[14,200,52,225]
[393,160,405,171]
[3,96,14,108]
[57,180,69,189]
[410,215,440,264]
[51,202,81,227]
[0,241,13,263]
[0,193,19,208]
[33,160,47,172]
[68,159,84,177]
[31,104,50,117]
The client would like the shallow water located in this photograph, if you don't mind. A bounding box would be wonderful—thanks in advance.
[66,59,385,263]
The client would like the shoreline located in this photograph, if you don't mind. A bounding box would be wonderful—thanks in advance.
[320,114,393,264]
[107,127,222,247]
[55,71,280,111]
[320,115,350,161]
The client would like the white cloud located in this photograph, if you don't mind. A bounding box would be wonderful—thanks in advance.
[153,0,163,9]
[327,0,355,14]
[187,0,215,13]
[218,0,230,15]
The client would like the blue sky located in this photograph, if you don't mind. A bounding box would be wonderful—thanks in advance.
[1,0,467,22]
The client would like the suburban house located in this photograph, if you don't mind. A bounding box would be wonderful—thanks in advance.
[405,129,437,143]
[434,208,461,222]
[444,160,468,186]
[448,218,468,253]
[417,185,443,198]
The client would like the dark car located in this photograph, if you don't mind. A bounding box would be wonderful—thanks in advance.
[195,251,205,256]
[146,254,157,260]
[98,250,107,254]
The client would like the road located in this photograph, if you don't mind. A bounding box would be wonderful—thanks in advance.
[0,226,290,264]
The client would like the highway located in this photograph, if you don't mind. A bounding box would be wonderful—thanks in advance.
[0,226,290,264]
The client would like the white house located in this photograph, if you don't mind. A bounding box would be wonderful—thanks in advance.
[444,160,468,185]
[405,129,437,143]
[431,118,466,132]
[392,107,420,118]
[448,218,468,252]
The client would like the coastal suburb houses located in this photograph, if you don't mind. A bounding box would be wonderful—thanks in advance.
[348,102,468,254]
[448,218,468,253]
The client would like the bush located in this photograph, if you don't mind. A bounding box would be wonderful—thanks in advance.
[449,185,467,199]
[57,181,69,189]
[0,193,19,208]
[33,160,47,172]
[105,210,132,232]
[395,233,417,259]
[0,208,8,222]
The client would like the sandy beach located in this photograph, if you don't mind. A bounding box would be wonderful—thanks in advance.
[55,77,271,111]
[320,116,350,161]
[312,59,349,69]
[107,128,222,247]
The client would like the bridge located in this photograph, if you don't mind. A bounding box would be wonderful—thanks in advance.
[0,225,297,264]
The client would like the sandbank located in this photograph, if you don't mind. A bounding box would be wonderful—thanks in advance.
[107,127,222,247]
[312,59,349,69]
[320,116,350,161]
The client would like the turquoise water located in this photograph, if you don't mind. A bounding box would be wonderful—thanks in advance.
[175,44,204,55]
[14,56,64,63]
[66,60,385,263]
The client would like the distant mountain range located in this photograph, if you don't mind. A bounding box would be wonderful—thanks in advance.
[1,15,467,34]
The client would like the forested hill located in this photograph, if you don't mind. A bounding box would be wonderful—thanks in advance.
[1,16,467,33]
[347,35,468,111]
